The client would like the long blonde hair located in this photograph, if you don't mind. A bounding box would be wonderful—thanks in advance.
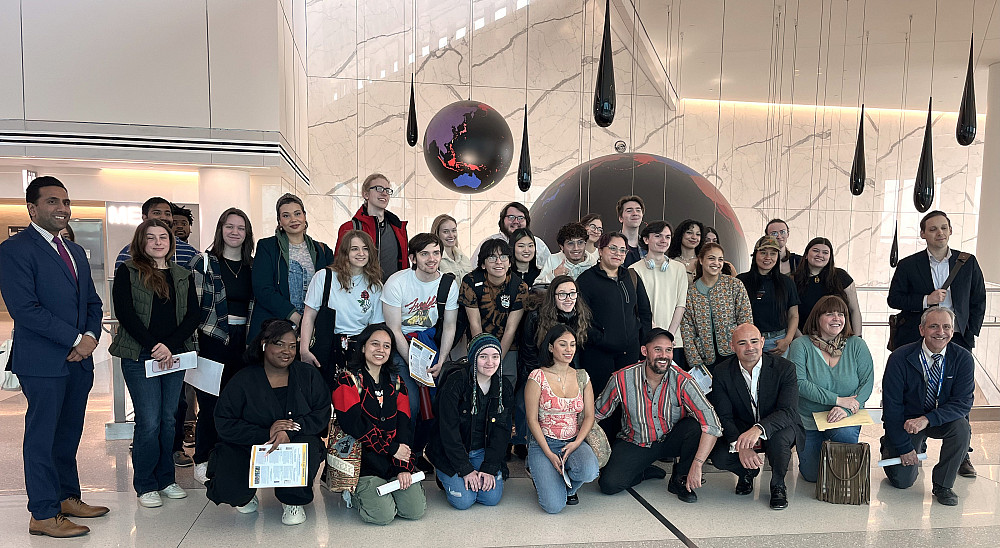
[431,213,465,260]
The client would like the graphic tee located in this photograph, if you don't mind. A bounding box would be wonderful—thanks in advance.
[381,269,460,335]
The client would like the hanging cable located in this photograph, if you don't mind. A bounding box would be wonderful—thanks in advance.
[713,0,727,229]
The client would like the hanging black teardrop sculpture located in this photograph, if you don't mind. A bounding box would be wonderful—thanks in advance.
[406,76,418,147]
[850,105,866,196]
[517,107,531,192]
[890,226,899,267]
[593,0,616,127]
[956,36,977,146]
[913,98,935,213]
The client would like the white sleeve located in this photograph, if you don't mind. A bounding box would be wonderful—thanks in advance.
[381,274,402,307]
[445,278,460,310]
[536,255,558,284]
[534,236,552,266]
[303,269,327,310]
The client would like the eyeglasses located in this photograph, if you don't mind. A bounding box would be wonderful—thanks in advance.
[604,245,627,255]
[505,214,526,223]
[588,224,604,234]
[555,291,578,301]
[485,255,510,263]
[369,185,394,195]
[768,229,789,237]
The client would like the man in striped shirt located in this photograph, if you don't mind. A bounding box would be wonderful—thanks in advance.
[596,328,722,503]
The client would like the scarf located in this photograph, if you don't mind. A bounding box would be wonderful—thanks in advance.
[809,334,847,357]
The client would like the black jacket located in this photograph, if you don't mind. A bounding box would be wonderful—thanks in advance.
[214,361,332,445]
[576,265,652,353]
[708,354,805,448]
[249,235,335,340]
[887,249,986,348]
[426,369,513,477]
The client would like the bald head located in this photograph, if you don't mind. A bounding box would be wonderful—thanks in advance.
[731,323,763,368]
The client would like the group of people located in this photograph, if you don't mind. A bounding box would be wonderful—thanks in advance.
[0,174,985,538]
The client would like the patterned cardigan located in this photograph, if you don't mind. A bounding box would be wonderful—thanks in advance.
[680,274,753,368]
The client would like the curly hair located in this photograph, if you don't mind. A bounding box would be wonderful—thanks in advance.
[534,275,591,347]
[667,219,705,259]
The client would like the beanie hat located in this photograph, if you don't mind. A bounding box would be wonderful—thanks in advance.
[466,332,503,415]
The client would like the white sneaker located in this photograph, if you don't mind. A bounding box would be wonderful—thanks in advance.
[159,483,187,499]
[193,462,208,484]
[281,504,306,525]
[236,495,258,514]
[138,491,163,508]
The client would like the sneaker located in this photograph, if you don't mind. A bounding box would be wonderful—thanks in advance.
[138,491,163,508]
[159,483,187,499]
[236,495,258,514]
[958,455,977,478]
[281,504,306,525]
[183,422,196,447]
[173,451,193,467]
[193,462,208,484]
[566,494,579,505]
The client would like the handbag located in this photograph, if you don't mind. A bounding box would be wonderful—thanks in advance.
[324,370,362,493]
[888,252,971,351]
[575,370,611,468]
[815,440,870,505]
[310,267,338,368]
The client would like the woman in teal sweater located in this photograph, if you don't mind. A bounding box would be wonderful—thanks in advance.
[788,295,874,482]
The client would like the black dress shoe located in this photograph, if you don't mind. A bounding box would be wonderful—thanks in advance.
[566,494,579,505]
[667,476,698,503]
[642,465,667,480]
[958,455,977,478]
[513,444,528,459]
[932,483,959,506]
[769,485,788,510]
[735,473,754,496]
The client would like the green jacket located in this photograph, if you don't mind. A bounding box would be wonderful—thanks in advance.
[110,260,198,360]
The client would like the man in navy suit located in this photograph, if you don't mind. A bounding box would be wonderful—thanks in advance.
[880,307,974,506]
[0,177,108,537]
[888,210,984,477]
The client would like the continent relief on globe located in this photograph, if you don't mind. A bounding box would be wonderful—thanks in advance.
[423,101,513,193]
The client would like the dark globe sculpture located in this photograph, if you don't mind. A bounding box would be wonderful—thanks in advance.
[423,100,514,194]
[529,153,749,272]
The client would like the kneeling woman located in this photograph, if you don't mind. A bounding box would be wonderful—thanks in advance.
[206,319,331,526]
[427,333,513,509]
[525,324,600,514]
[333,323,426,525]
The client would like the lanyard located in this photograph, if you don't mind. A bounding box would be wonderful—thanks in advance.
[919,351,946,404]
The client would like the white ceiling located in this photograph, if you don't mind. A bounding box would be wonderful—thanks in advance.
[637,0,1000,112]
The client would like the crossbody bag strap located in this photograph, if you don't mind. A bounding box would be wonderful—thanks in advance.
[940,252,971,290]
[321,267,334,310]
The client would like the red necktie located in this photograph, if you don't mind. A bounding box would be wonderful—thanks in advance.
[53,236,78,281]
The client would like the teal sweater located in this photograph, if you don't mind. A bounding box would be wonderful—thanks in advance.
[788,335,874,430]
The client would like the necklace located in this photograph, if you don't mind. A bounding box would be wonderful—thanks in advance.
[225,258,243,277]
[550,366,573,392]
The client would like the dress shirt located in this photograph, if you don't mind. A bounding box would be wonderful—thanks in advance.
[923,249,954,311]
[920,340,948,382]
[30,222,95,347]
[738,357,767,439]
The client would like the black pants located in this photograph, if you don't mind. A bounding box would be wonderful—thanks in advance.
[599,416,701,495]
[172,386,188,453]
[193,329,248,464]
[880,418,972,489]
[206,435,325,507]
[318,334,357,392]
[709,426,796,489]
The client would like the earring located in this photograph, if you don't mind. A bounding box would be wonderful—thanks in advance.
[262,344,267,351]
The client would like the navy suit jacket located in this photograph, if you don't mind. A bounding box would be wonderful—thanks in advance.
[881,341,975,455]
[708,354,805,448]
[887,249,986,348]
[0,226,103,377]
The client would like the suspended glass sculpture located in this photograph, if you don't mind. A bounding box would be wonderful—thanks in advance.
[850,105,866,196]
[913,98,935,213]
[890,226,899,267]
[593,0,616,127]
[956,36,977,146]
[406,77,418,147]
[517,107,531,192]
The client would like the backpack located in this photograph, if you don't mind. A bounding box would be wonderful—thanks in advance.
[432,272,457,348]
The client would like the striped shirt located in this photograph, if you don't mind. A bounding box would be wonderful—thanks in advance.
[595,361,723,447]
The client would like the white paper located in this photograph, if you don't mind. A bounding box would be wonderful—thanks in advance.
[249,443,308,488]
[376,471,425,496]
[561,464,572,488]
[144,351,198,378]
[184,356,225,396]
[877,453,928,467]
[689,365,712,394]
[408,339,437,387]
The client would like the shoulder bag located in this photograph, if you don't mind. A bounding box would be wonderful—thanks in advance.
[815,440,870,504]
[887,252,970,351]
[309,267,338,368]
[575,370,611,468]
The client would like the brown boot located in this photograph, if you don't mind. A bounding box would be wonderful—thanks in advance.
[28,514,90,538]
[61,496,110,518]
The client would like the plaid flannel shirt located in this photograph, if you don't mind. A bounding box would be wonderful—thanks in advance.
[191,252,251,344]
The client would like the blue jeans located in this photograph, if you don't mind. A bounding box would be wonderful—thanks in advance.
[798,425,862,483]
[435,448,504,509]
[527,437,599,514]
[762,331,789,357]
[121,356,185,495]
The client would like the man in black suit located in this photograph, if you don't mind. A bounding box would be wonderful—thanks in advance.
[880,307,974,506]
[708,323,804,510]
[0,177,107,537]
[888,210,984,477]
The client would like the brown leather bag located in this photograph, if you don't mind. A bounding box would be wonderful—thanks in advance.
[815,441,870,505]
[887,252,971,352]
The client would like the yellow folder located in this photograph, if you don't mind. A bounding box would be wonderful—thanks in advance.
[813,409,874,431]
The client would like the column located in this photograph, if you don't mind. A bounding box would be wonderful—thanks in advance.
[198,168,251,248]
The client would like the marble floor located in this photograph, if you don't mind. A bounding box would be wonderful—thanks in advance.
[1,359,999,548]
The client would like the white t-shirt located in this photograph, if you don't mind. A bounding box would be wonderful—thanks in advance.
[537,250,598,283]
[304,271,385,336]
[381,269,460,335]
